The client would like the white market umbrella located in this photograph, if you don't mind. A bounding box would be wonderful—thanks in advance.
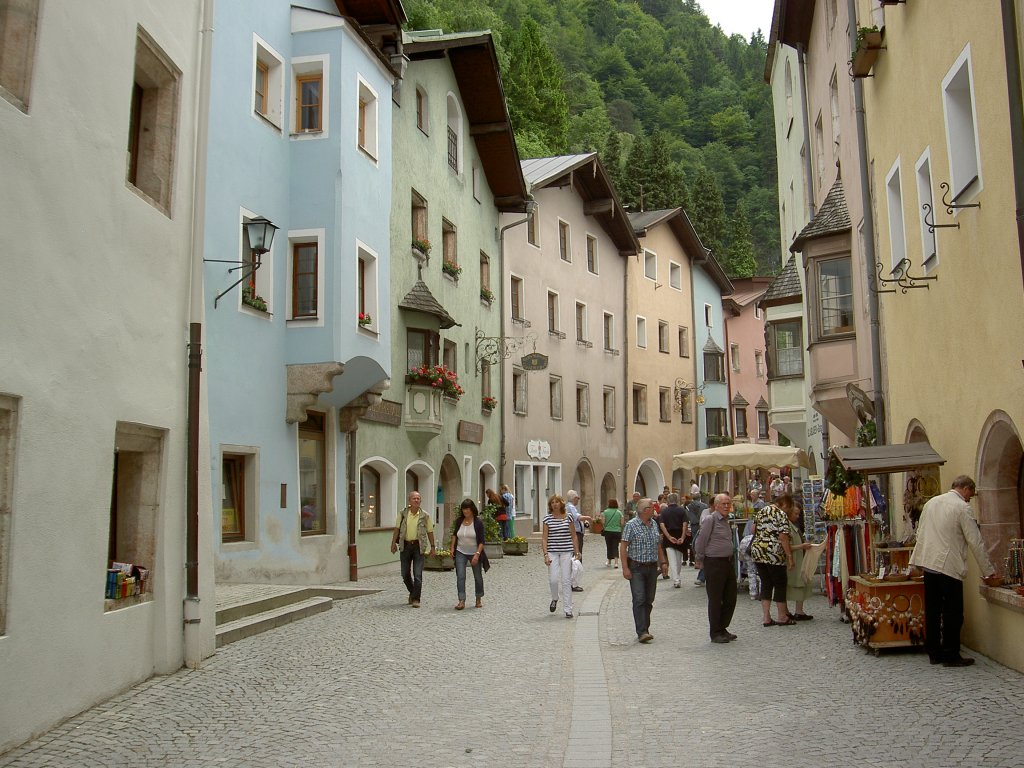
[672,443,813,474]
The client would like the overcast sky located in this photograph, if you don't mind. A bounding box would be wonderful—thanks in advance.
[700,0,774,40]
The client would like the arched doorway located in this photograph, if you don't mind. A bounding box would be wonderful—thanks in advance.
[600,472,617,509]
[634,459,664,500]
[571,459,596,515]
[439,454,462,534]
[976,412,1024,571]
[899,422,942,536]
[479,461,497,509]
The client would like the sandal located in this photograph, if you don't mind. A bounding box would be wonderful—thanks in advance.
[763,619,778,627]
[792,613,814,621]
[455,601,465,610]
[777,617,797,626]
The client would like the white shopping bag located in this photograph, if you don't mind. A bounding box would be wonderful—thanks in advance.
[571,556,583,588]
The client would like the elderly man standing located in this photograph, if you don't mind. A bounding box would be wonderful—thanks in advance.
[910,475,1001,667]
[390,491,436,608]
[619,498,668,643]
[694,493,738,644]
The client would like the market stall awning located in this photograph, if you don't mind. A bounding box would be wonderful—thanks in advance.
[672,443,813,473]
[832,443,945,474]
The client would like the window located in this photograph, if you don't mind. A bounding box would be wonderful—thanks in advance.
[296,72,322,132]
[784,58,793,129]
[252,36,283,128]
[291,242,318,319]
[480,252,491,300]
[734,407,748,438]
[632,384,648,424]
[758,410,770,440]
[603,312,615,351]
[704,351,725,383]
[678,326,689,358]
[359,465,381,528]
[298,411,326,535]
[586,235,598,273]
[442,218,457,274]
[768,319,803,377]
[814,113,825,186]
[127,28,181,213]
[472,165,482,202]
[446,93,463,173]
[575,302,588,343]
[0,0,39,112]
[644,250,657,281]
[679,391,693,424]
[669,262,682,290]
[575,383,589,425]
[221,453,253,543]
[829,70,840,156]
[603,386,615,429]
[357,244,379,330]
[942,45,981,200]
[108,423,165,606]
[559,220,571,262]
[659,387,671,423]
[755,350,765,378]
[818,257,854,336]
[547,291,560,334]
[658,321,670,354]
[886,160,907,273]
[357,78,378,158]
[510,275,524,321]
[481,360,492,399]
[513,366,527,415]
[411,190,427,244]
[636,316,647,348]
[0,395,18,631]
[915,151,939,272]
[549,376,562,420]
[443,339,457,374]
[407,328,440,370]
[415,86,428,133]
[706,408,727,438]
[704,303,713,327]
[730,343,741,371]
[527,206,539,247]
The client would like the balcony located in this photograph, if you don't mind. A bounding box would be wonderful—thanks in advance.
[404,384,443,436]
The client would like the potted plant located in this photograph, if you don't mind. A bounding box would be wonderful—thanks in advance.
[241,286,268,313]
[502,536,529,556]
[480,287,495,303]
[850,25,883,78]
[412,237,432,257]
[406,364,464,402]
[481,395,497,412]
[358,312,372,327]
[424,548,455,571]
[481,504,504,559]
[442,259,462,279]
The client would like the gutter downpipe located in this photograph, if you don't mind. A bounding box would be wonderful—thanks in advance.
[1001,0,1024,294]
[184,0,215,667]
[848,0,886,449]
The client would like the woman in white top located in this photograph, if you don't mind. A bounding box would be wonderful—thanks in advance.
[542,494,579,618]
[449,498,488,610]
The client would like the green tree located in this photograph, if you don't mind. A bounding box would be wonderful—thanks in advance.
[602,130,625,196]
[722,203,758,278]
[689,166,726,257]
[504,18,569,154]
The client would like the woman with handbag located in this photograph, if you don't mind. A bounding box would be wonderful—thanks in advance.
[600,499,624,568]
[449,498,489,610]
[542,494,580,619]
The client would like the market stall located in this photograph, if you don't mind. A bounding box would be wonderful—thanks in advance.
[828,442,946,654]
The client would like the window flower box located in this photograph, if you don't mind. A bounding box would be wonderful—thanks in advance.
[481,396,497,412]
[850,27,883,78]
[241,286,268,313]
[442,260,462,279]
[358,312,372,327]
[480,287,495,304]
[412,237,431,259]
[406,365,464,402]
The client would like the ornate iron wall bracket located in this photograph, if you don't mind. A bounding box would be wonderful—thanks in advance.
[940,181,981,214]
[474,329,538,372]
[872,257,936,295]
[922,202,959,233]
[673,378,706,412]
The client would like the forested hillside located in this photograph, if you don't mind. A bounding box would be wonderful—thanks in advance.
[405,0,781,276]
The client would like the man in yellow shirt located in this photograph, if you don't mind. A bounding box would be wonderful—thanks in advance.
[391,491,436,608]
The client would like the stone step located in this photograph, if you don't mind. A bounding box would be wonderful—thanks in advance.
[215,596,334,648]
[215,585,379,625]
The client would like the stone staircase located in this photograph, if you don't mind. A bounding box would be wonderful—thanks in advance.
[214,583,379,648]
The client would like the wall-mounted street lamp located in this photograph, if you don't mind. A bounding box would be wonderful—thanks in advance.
[206,216,279,308]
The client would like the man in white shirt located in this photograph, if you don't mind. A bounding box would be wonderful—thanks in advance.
[910,475,1001,667]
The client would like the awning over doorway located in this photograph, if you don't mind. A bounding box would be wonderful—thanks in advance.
[832,443,945,474]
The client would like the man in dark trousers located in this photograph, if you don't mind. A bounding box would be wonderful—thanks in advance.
[693,493,738,644]
[658,493,689,588]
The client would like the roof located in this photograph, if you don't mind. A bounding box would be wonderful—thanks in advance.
[764,0,816,83]
[398,280,458,329]
[833,443,946,474]
[732,392,749,407]
[332,0,406,27]
[756,396,769,409]
[791,177,851,252]
[761,256,802,307]
[522,154,640,255]
[703,335,724,354]
[628,208,712,268]
[724,276,773,314]
[405,32,528,212]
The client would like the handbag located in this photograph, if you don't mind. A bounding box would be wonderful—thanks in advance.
[591,515,604,534]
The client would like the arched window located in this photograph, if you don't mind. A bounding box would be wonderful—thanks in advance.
[446,93,463,173]
[784,59,794,126]
[359,465,381,528]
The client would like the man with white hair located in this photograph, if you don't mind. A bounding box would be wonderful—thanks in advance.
[565,489,590,591]
[694,493,739,644]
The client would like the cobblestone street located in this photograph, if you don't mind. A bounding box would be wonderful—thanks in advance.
[3,551,1023,768]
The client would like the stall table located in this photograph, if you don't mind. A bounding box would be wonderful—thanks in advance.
[847,575,926,654]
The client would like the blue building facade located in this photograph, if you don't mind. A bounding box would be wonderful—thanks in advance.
[691,252,733,454]
[203,0,402,584]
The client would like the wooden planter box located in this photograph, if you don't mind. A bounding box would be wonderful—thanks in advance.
[851,30,883,78]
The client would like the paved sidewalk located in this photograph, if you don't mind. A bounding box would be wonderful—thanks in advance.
[2,553,1023,767]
